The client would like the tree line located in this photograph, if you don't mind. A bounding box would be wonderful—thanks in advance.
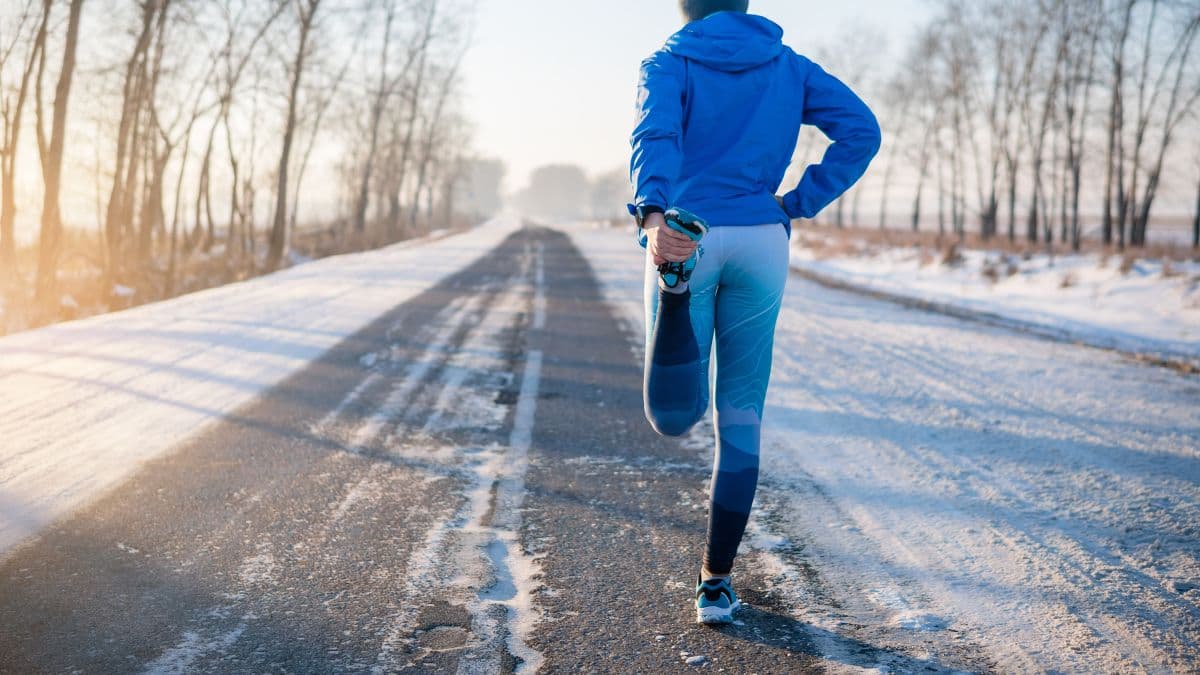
[0,0,487,328]
[832,0,1199,250]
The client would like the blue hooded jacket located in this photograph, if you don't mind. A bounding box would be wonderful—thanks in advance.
[630,12,881,234]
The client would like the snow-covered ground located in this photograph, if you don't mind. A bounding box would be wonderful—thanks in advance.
[792,236,1200,366]
[563,221,1200,673]
[0,216,521,557]
[4,215,1196,672]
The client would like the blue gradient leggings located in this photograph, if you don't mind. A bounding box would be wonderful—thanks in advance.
[642,224,789,575]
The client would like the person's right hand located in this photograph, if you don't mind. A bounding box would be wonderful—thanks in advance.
[644,212,697,266]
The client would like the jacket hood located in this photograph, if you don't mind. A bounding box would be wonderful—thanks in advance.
[664,12,785,72]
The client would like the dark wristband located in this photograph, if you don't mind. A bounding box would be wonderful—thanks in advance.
[633,204,665,228]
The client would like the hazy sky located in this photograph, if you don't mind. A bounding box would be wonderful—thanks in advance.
[460,0,932,193]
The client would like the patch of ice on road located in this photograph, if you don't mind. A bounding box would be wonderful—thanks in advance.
[238,548,275,586]
[328,469,385,526]
[866,588,947,632]
[141,616,250,675]
[892,610,948,632]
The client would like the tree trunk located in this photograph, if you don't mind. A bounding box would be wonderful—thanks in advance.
[878,168,893,230]
[1070,161,1083,252]
[389,0,437,234]
[34,0,84,311]
[1193,175,1199,249]
[936,152,946,241]
[1027,188,1039,244]
[0,11,42,288]
[353,2,397,233]
[1101,86,1117,246]
[103,0,158,286]
[1133,14,1199,247]
[1134,170,1163,248]
[1103,2,1135,246]
[165,127,193,297]
[266,2,318,272]
[1006,157,1017,242]
[851,185,863,229]
[1,32,41,284]
[982,192,998,241]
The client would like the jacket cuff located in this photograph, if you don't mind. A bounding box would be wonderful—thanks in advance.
[781,189,808,220]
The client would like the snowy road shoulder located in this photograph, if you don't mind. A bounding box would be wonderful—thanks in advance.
[0,216,521,558]
[791,242,1200,369]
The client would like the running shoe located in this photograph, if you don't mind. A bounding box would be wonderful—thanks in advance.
[695,574,740,625]
[658,208,708,289]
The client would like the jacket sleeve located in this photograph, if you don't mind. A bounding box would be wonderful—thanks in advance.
[781,59,882,220]
[629,52,686,213]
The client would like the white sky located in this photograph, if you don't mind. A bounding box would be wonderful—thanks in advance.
[460,0,932,193]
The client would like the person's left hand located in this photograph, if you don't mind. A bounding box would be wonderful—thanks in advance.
[644,212,697,266]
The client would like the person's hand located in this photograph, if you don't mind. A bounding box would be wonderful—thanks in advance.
[644,212,697,265]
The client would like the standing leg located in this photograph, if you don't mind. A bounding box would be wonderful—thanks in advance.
[703,224,789,577]
[642,232,719,437]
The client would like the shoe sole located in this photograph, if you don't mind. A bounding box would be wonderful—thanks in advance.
[696,600,741,625]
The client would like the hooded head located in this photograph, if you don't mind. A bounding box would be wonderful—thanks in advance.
[665,10,784,73]
[679,0,749,22]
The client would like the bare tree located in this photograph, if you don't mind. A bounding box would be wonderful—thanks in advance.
[0,1,42,288]
[1059,0,1101,251]
[1109,0,1199,248]
[385,0,438,236]
[875,77,911,229]
[33,0,85,311]
[1130,9,1199,246]
[1190,133,1200,247]
[409,41,468,233]
[100,0,163,288]
[0,0,480,337]
[266,0,322,272]
[188,0,285,257]
[1020,2,1067,244]
[352,0,401,234]
[1193,145,1199,249]
[815,23,883,228]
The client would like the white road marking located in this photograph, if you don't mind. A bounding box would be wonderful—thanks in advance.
[141,620,250,675]
[347,294,483,453]
[311,371,384,435]
[373,235,547,674]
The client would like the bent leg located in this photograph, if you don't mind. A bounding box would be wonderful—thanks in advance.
[704,225,788,575]
[643,239,717,437]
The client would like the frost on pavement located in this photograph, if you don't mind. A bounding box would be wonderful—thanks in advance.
[0,216,520,557]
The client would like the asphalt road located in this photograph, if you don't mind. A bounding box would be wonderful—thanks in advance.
[0,225,1193,673]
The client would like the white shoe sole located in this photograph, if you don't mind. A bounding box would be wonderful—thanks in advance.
[696,600,740,625]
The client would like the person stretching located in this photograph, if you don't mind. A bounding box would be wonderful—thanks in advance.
[629,0,881,624]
